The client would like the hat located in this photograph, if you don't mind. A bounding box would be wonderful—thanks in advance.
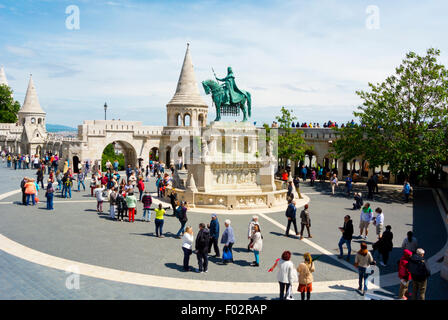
[211,214,217,218]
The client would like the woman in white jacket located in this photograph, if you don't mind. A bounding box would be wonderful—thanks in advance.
[181,226,194,272]
[249,224,262,267]
[268,251,298,300]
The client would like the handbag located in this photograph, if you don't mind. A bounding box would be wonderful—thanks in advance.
[222,247,233,261]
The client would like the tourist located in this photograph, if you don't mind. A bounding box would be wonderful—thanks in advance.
[221,219,235,264]
[154,203,167,238]
[182,226,194,271]
[45,179,55,210]
[293,176,303,199]
[359,203,373,239]
[195,223,210,273]
[354,242,375,296]
[287,181,294,201]
[408,248,431,300]
[36,167,44,189]
[89,174,97,196]
[345,174,353,196]
[126,164,132,181]
[20,177,27,205]
[301,165,307,182]
[402,231,418,253]
[318,167,324,182]
[175,201,188,238]
[330,174,338,195]
[137,177,145,201]
[116,189,127,221]
[109,188,117,220]
[373,225,393,266]
[297,252,315,300]
[247,215,259,250]
[403,180,411,203]
[126,191,137,223]
[156,174,162,197]
[367,176,375,200]
[141,190,152,222]
[268,251,297,300]
[299,204,311,240]
[24,178,37,206]
[285,200,299,237]
[94,184,105,213]
[281,170,288,182]
[63,173,73,199]
[397,249,413,300]
[77,170,86,192]
[249,224,262,267]
[352,192,363,210]
[338,215,354,261]
[208,214,220,257]
[169,189,178,214]
[113,159,119,172]
[373,207,384,239]
[310,169,316,186]
[373,173,379,193]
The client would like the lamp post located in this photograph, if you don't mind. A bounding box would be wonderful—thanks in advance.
[104,102,108,120]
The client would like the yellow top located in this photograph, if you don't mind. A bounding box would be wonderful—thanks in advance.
[155,208,165,220]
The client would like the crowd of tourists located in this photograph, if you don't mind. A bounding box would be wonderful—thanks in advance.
[4,150,430,300]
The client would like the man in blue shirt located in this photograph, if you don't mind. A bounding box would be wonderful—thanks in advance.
[221,219,235,264]
[285,200,299,236]
[345,174,353,196]
[208,214,220,257]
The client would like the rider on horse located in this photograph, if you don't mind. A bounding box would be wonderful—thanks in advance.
[214,67,247,106]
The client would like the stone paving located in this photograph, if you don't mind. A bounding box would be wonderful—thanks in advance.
[0,162,447,299]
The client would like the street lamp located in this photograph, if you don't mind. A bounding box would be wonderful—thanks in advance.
[104,102,108,120]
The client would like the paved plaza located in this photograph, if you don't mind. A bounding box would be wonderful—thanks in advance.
[0,163,447,300]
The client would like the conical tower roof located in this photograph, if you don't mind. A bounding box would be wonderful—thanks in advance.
[167,44,208,107]
[0,66,8,86]
[19,75,46,114]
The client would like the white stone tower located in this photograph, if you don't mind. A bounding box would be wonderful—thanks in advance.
[166,43,208,128]
[0,66,8,86]
[18,75,47,156]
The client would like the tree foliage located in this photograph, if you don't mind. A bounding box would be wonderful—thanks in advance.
[0,84,21,123]
[275,107,309,167]
[333,48,448,181]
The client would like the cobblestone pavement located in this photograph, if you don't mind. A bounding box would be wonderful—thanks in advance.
[0,162,446,299]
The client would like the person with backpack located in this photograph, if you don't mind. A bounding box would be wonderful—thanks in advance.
[195,223,210,273]
[208,214,220,258]
[408,248,431,300]
[354,242,375,296]
[116,189,127,221]
[285,199,299,237]
[297,252,315,300]
[175,202,188,238]
[398,249,413,300]
[45,179,55,210]
[249,224,262,267]
[373,225,393,266]
[24,178,37,206]
[94,184,105,213]
[141,191,152,222]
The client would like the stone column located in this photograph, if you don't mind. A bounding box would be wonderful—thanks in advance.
[337,159,344,180]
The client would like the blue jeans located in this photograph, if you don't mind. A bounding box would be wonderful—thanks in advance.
[155,219,164,236]
[254,250,260,264]
[176,221,186,236]
[46,193,54,210]
[358,267,369,291]
[64,186,72,198]
[142,209,151,221]
[338,237,351,259]
[78,180,85,191]
[26,194,35,206]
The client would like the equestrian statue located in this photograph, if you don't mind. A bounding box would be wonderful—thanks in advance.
[202,67,251,122]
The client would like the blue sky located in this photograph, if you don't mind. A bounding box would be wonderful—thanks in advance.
[1,0,447,127]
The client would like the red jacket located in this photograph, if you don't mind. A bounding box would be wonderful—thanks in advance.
[137,180,145,192]
[398,249,413,281]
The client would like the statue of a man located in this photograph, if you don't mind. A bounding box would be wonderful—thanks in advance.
[214,67,245,105]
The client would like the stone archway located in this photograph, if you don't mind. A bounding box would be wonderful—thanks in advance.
[101,140,138,170]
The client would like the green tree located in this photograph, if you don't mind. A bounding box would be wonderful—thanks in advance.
[275,107,309,169]
[333,48,448,182]
[101,143,125,171]
[0,84,21,123]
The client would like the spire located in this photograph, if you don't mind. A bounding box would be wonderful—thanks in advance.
[20,74,46,114]
[0,66,8,86]
[167,43,208,107]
